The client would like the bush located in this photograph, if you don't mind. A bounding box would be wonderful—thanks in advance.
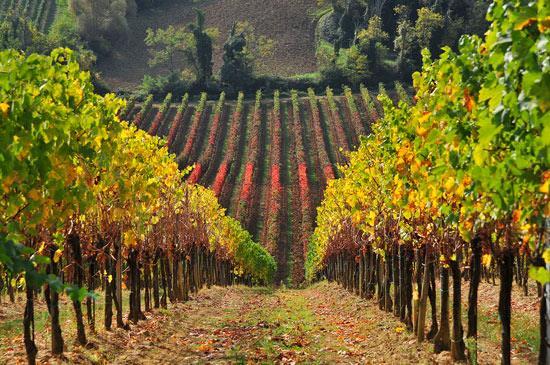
[138,73,193,99]
[316,10,340,44]
[320,62,348,88]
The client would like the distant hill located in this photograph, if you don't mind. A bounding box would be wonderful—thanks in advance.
[96,0,319,91]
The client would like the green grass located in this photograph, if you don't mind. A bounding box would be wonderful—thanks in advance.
[477,307,539,353]
[48,0,74,36]
[0,290,132,352]
[0,317,23,342]
[387,281,539,359]
[242,289,320,360]
[0,297,77,348]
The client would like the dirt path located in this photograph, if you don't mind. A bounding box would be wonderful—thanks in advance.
[1,281,539,364]
[92,283,442,364]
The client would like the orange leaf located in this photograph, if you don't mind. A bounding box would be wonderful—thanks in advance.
[197,343,213,353]
[515,18,537,30]
[464,89,474,112]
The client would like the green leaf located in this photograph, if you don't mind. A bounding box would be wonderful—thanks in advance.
[479,84,504,110]
[473,145,488,165]
[66,285,88,303]
[528,266,550,284]
[478,118,502,147]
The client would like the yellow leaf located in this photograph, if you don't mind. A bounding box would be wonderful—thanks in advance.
[540,180,549,194]
[455,184,465,197]
[123,231,136,247]
[444,177,455,193]
[94,135,103,147]
[28,188,41,201]
[0,102,9,118]
[416,126,428,137]
[482,254,492,268]
[1,174,16,192]
[367,210,376,226]
[53,249,63,263]
[543,249,550,265]
[352,211,362,225]
[418,111,431,123]
[473,145,487,165]
[108,274,113,283]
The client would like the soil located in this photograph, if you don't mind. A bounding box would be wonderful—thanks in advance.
[95,0,319,91]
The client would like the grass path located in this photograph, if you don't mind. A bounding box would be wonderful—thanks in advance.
[0,281,539,364]
[96,283,440,364]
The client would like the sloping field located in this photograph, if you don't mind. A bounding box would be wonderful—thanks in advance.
[128,87,382,284]
[0,0,56,32]
[96,0,318,90]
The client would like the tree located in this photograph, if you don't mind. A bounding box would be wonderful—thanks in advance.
[337,0,365,49]
[69,0,130,54]
[145,25,193,73]
[189,9,213,86]
[364,0,389,18]
[346,15,389,83]
[220,21,275,91]
[414,7,444,53]
[144,9,217,87]
[220,23,250,91]
[345,45,370,85]
[393,5,416,79]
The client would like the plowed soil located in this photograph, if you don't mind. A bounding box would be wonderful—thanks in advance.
[96,0,318,90]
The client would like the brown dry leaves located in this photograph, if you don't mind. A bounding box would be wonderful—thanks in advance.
[0,282,539,364]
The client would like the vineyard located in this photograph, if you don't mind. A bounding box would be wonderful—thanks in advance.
[0,48,275,364]
[307,1,548,364]
[127,85,387,283]
[0,0,56,32]
[0,0,548,364]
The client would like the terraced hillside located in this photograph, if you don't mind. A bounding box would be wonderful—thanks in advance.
[126,87,382,283]
[0,0,57,32]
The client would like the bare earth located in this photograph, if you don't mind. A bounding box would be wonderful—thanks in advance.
[96,0,319,90]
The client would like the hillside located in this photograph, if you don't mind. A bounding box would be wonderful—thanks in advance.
[96,0,318,90]
[128,87,381,283]
[0,0,57,32]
